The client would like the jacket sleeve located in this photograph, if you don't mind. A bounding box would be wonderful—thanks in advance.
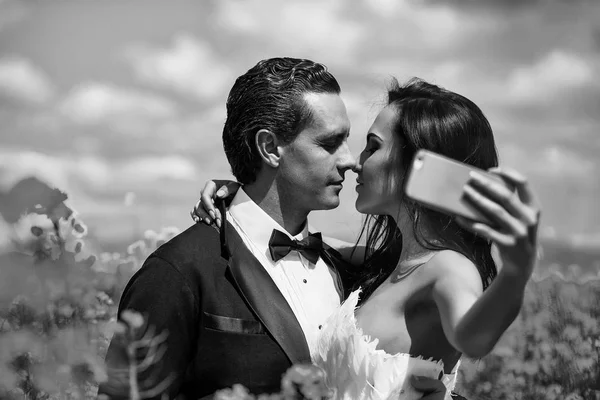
[98,255,200,400]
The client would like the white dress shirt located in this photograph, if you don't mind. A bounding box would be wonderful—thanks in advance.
[227,188,342,358]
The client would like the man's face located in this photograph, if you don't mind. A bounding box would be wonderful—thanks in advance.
[277,93,355,212]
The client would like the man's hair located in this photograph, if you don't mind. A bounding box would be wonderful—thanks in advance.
[222,57,341,184]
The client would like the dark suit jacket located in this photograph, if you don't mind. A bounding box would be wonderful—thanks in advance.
[98,219,352,400]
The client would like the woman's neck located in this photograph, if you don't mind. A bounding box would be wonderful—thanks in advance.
[392,206,437,265]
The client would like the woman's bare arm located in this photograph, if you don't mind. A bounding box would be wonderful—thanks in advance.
[433,167,540,358]
[430,250,527,358]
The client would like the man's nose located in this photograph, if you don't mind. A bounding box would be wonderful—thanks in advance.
[338,143,357,172]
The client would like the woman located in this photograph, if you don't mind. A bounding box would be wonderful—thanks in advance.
[192,78,540,399]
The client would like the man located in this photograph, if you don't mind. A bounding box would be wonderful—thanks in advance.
[99,57,458,399]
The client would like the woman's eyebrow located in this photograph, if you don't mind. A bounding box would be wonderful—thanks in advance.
[366,132,383,142]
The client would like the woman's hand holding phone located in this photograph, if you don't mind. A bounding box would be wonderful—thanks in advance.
[404,150,541,281]
[456,167,541,280]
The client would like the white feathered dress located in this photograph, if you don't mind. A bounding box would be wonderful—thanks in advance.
[312,289,459,400]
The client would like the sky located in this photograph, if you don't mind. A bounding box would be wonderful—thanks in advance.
[0,0,599,249]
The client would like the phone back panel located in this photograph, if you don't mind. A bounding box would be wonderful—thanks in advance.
[404,150,506,225]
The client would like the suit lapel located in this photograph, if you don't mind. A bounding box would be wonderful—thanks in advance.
[224,222,311,365]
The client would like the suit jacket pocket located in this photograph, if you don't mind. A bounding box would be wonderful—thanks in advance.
[203,311,266,335]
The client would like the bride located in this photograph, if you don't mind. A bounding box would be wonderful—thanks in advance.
[192,78,540,400]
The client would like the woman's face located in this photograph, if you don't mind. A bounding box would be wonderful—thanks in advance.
[355,105,405,215]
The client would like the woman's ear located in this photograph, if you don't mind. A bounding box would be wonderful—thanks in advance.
[255,129,281,168]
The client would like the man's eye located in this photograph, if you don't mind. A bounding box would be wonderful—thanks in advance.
[322,141,339,151]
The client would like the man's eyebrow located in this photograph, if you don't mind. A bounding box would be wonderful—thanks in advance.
[318,130,349,140]
[333,130,350,139]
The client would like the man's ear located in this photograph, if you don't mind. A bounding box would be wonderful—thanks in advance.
[255,129,282,167]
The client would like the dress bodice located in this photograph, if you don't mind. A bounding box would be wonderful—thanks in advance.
[312,289,459,400]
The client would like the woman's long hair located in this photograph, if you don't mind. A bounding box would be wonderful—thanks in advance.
[352,78,499,304]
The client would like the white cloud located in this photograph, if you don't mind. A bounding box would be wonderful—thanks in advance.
[0,150,198,197]
[153,106,226,153]
[124,34,234,101]
[0,150,110,193]
[362,0,502,52]
[120,156,197,182]
[429,61,467,88]
[214,1,259,33]
[502,144,596,179]
[214,0,365,66]
[537,146,595,177]
[0,57,55,103]
[59,83,178,125]
[362,0,399,16]
[506,50,597,103]
[364,0,459,41]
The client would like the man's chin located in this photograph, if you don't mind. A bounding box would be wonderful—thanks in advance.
[313,197,340,211]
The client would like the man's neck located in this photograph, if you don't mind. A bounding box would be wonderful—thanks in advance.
[243,183,309,236]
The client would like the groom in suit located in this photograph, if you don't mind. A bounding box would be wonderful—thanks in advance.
[99,57,456,400]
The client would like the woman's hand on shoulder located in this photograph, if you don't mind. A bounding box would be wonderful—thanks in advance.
[455,167,541,281]
[190,180,240,228]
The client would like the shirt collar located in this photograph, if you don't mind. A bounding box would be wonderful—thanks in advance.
[228,188,311,256]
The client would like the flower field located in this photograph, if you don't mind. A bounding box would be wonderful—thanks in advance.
[0,178,599,400]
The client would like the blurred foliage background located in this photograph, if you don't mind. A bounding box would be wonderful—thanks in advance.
[1,179,598,399]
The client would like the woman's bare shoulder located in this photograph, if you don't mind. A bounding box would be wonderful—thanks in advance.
[422,250,483,292]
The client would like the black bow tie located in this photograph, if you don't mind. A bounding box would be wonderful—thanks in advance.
[268,229,323,264]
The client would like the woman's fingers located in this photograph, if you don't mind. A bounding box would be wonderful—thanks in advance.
[488,167,540,225]
[213,206,222,228]
[201,181,218,216]
[459,167,542,251]
[192,180,234,228]
[190,209,199,223]
[191,200,222,227]
[212,184,235,228]
[467,171,532,226]
[462,184,528,240]
[216,184,231,199]
[191,181,218,226]
[190,205,211,225]
[455,216,518,246]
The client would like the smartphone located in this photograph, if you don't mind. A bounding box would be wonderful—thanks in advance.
[404,150,510,225]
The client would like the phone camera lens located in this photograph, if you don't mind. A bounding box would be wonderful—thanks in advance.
[414,157,424,170]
